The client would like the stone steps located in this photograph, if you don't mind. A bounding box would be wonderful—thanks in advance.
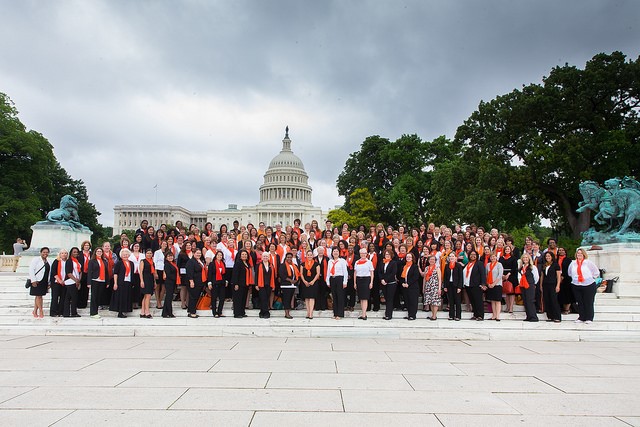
[1,272,638,340]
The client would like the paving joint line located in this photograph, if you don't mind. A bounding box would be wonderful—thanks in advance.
[0,385,37,405]
[206,359,221,372]
[339,389,345,412]
[114,370,142,388]
[264,372,272,389]
[401,373,415,391]
[533,376,566,394]
[247,411,257,426]
[166,387,190,410]
[433,413,446,426]
[49,408,77,426]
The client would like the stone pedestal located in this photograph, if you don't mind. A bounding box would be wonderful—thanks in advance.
[16,223,92,274]
[585,243,640,298]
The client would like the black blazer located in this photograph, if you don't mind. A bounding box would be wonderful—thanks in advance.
[378,259,398,284]
[400,264,420,288]
[443,262,463,290]
[87,258,106,281]
[113,260,135,286]
[186,258,205,286]
[231,260,253,286]
[49,259,73,285]
[467,262,486,287]
[164,260,179,286]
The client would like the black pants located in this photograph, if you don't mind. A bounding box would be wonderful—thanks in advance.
[233,284,247,317]
[369,276,381,311]
[187,283,202,314]
[316,280,328,310]
[535,281,542,312]
[522,284,538,321]
[63,285,78,317]
[224,268,234,299]
[384,282,397,318]
[330,276,345,317]
[90,279,104,316]
[162,281,175,317]
[403,284,419,318]
[258,286,271,317]
[542,282,562,321]
[572,283,597,321]
[447,285,461,319]
[467,286,484,319]
[77,275,89,308]
[50,284,66,316]
[345,279,356,308]
[211,282,226,316]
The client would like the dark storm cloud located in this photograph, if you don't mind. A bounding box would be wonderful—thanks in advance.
[0,0,638,226]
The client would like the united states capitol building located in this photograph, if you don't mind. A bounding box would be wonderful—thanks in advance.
[113,129,329,235]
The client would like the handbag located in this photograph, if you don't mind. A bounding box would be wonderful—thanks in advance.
[25,264,46,288]
[196,293,212,310]
[501,279,514,294]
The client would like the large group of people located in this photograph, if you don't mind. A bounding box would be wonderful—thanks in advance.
[27,219,601,324]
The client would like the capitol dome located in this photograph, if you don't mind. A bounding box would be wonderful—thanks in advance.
[258,128,313,206]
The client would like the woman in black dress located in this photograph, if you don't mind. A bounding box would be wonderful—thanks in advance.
[28,247,50,318]
[186,248,206,318]
[110,248,134,318]
[162,251,179,318]
[300,249,319,319]
[177,241,193,310]
[499,245,518,314]
[139,248,156,318]
[540,251,562,322]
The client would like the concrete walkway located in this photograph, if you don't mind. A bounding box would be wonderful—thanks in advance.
[1,335,640,426]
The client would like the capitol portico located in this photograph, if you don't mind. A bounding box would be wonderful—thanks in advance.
[113,129,328,235]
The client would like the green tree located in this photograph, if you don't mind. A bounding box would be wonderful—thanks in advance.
[337,135,455,226]
[435,51,640,237]
[0,92,104,251]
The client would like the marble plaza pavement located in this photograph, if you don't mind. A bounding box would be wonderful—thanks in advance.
[1,273,640,426]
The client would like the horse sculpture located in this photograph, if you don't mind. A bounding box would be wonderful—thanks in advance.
[577,177,640,237]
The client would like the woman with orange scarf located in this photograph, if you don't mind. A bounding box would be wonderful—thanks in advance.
[518,252,540,322]
[255,251,276,319]
[399,252,420,320]
[162,251,179,318]
[300,249,320,319]
[567,248,599,323]
[139,248,156,318]
[231,249,254,318]
[485,252,504,321]
[279,252,299,319]
[186,248,207,319]
[207,250,228,318]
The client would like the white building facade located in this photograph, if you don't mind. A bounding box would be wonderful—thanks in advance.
[113,130,328,235]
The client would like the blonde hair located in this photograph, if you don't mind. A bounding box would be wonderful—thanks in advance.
[575,248,589,259]
[518,253,534,269]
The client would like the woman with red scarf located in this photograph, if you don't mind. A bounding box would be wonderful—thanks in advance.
[499,245,518,313]
[186,248,207,318]
[207,250,228,318]
[464,250,486,321]
[556,247,574,314]
[64,247,82,318]
[326,248,348,319]
[177,241,193,310]
[300,249,319,319]
[485,252,504,321]
[518,253,540,322]
[110,248,134,318]
[87,247,107,319]
[567,248,599,323]
[139,248,156,318]
[162,251,179,318]
[540,251,562,323]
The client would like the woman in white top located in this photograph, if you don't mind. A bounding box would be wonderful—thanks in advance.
[325,247,348,319]
[153,240,167,310]
[567,248,600,323]
[353,248,375,320]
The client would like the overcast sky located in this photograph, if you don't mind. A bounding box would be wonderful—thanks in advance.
[1,0,638,227]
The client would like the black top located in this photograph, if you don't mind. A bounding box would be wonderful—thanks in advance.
[466,262,486,287]
[443,262,463,289]
[186,257,206,286]
[541,262,561,285]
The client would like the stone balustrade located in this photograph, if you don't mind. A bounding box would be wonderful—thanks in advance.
[0,255,19,272]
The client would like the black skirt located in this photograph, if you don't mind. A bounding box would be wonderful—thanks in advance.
[356,276,371,300]
[301,282,318,299]
[485,284,502,301]
[29,281,47,296]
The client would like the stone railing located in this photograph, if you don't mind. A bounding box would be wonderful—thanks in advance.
[0,255,19,272]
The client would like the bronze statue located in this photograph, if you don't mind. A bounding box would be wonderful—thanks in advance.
[40,195,89,231]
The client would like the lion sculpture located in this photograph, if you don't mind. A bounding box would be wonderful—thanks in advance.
[45,195,87,230]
